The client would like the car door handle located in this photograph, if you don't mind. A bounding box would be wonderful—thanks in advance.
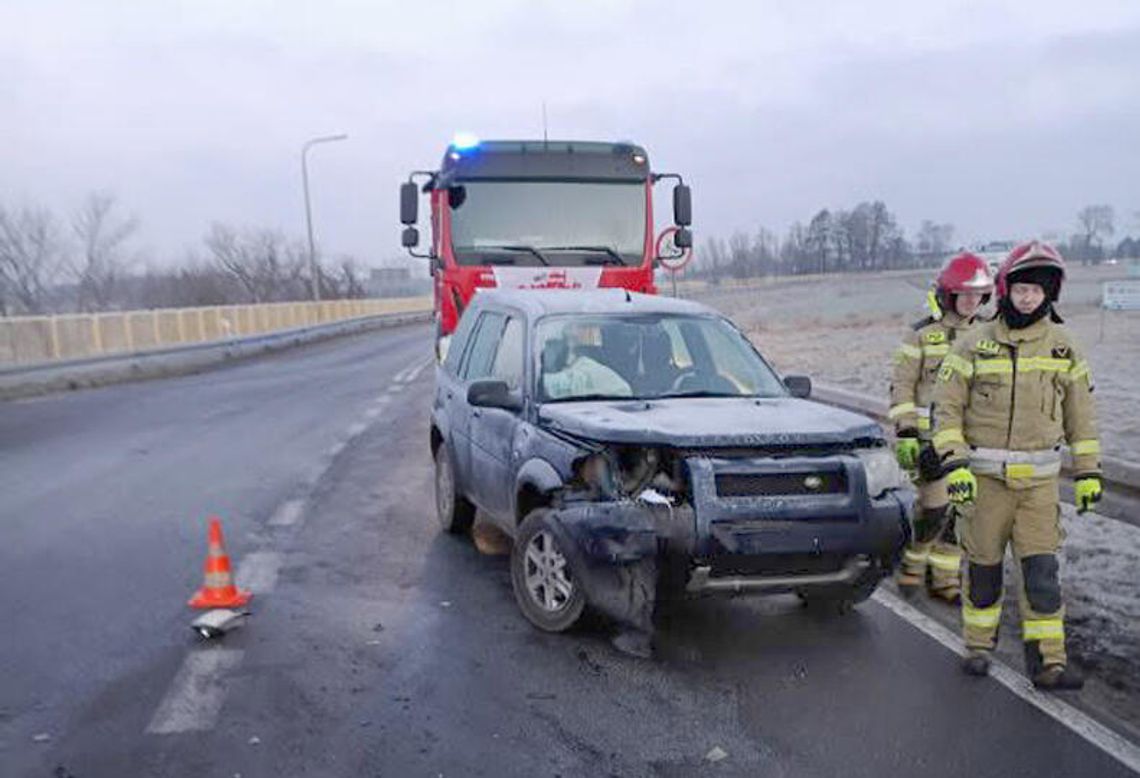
[472,409,482,418]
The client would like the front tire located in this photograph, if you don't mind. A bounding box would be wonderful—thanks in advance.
[511,511,586,632]
[434,443,475,534]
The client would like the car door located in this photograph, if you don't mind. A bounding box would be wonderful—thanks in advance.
[452,310,506,491]
[467,313,526,520]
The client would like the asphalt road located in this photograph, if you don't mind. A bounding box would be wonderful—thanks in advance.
[1,324,1137,777]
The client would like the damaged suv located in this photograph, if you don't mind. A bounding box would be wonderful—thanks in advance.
[430,290,911,649]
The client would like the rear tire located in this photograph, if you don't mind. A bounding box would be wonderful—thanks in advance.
[434,444,475,534]
[511,511,586,632]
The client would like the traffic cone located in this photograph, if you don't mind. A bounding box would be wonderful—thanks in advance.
[189,516,251,609]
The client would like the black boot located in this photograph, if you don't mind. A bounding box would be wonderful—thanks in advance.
[1033,664,1084,691]
[961,650,991,677]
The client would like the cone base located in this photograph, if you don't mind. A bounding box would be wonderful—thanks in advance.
[189,587,252,610]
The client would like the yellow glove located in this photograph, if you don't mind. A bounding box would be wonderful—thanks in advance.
[895,437,920,470]
[1074,477,1102,514]
[946,466,977,504]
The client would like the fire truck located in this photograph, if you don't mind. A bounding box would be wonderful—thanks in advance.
[399,136,692,357]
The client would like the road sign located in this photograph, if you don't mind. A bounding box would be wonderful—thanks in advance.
[1102,280,1140,310]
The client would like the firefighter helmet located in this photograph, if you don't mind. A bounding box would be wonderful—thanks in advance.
[995,241,1066,301]
[934,252,994,312]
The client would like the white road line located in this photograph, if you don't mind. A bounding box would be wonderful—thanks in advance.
[364,407,381,420]
[386,384,402,395]
[346,421,368,438]
[146,649,244,734]
[405,358,432,384]
[267,498,304,528]
[235,551,283,594]
[326,441,346,459]
[873,589,1140,774]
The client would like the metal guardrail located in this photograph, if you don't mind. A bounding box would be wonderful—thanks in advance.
[0,297,433,366]
[812,382,1140,525]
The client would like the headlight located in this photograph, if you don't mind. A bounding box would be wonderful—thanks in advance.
[854,447,904,498]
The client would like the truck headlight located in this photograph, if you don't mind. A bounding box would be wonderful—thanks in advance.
[854,448,904,498]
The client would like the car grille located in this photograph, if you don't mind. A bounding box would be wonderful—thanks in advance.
[714,471,848,498]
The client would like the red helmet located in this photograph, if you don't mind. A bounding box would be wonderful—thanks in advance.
[933,252,994,313]
[995,241,1066,300]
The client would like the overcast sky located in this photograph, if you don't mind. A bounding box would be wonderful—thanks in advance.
[2,0,1138,266]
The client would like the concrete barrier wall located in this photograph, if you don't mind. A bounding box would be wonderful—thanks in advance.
[0,297,433,365]
[0,310,432,400]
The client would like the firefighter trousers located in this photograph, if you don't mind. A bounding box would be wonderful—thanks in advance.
[898,475,961,597]
[959,474,1068,670]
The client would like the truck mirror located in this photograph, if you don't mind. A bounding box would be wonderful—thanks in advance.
[401,226,420,248]
[400,182,418,225]
[673,227,692,249]
[673,184,692,227]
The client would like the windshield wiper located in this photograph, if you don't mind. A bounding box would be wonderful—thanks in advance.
[543,393,633,403]
[476,244,549,266]
[656,390,748,399]
[543,246,627,266]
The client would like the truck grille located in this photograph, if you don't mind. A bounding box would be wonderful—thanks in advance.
[714,471,848,498]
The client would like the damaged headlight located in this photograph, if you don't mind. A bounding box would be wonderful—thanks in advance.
[854,447,904,498]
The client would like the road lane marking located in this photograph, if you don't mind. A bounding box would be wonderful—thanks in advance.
[346,421,368,438]
[873,589,1140,774]
[364,407,381,420]
[386,384,402,395]
[405,358,432,384]
[235,551,283,594]
[267,499,304,528]
[146,649,244,734]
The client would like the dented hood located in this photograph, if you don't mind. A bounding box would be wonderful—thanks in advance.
[537,396,882,448]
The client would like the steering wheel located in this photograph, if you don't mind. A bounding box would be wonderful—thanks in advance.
[670,369,702,393]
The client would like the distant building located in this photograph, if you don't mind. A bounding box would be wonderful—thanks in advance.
[367,266,430,298]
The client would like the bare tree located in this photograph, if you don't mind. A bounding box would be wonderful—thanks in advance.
[206,224,309,303]
[71,192,138,312]
[0,202,66,315]
[1076,204,1115,261]
[334,256,367,298]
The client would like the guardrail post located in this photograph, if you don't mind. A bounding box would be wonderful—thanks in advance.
[91,314,104,355]
[123,312,135,353]
[49,317,62,359]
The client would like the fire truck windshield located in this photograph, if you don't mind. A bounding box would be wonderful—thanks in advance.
[449,181,646,267]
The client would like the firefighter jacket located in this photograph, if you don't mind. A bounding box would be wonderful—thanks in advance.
[931,316,1101,482]
[889,311,974,439]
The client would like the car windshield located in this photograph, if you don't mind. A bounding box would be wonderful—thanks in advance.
[535,313,787,402]
[449,181,646,267]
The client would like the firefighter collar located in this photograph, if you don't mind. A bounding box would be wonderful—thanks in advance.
[993,316,1052,344]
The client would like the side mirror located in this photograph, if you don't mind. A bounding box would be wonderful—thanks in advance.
[673,184,692,227]
[400,181,418,225]
[467,379,523,412]
[783,375,812,399]
[673,227,692,249]
[401,226,420,248]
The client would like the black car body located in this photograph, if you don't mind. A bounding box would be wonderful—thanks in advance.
[430,290,912,641]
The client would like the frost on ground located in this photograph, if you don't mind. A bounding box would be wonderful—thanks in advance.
[690,267,1140,729]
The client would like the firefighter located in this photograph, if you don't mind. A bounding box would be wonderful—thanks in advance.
[932,241,1101,690]
[890,252,993,603]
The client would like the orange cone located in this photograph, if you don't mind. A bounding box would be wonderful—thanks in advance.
[189,516,251,609]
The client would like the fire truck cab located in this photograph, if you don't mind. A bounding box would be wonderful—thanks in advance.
[399,137,692,358]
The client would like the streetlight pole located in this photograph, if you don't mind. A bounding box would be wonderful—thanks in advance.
[301,134,348,301]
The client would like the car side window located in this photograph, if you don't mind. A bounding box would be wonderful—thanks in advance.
[461,312,506,381]
[443,308,479,376]
[490,316,524,389]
